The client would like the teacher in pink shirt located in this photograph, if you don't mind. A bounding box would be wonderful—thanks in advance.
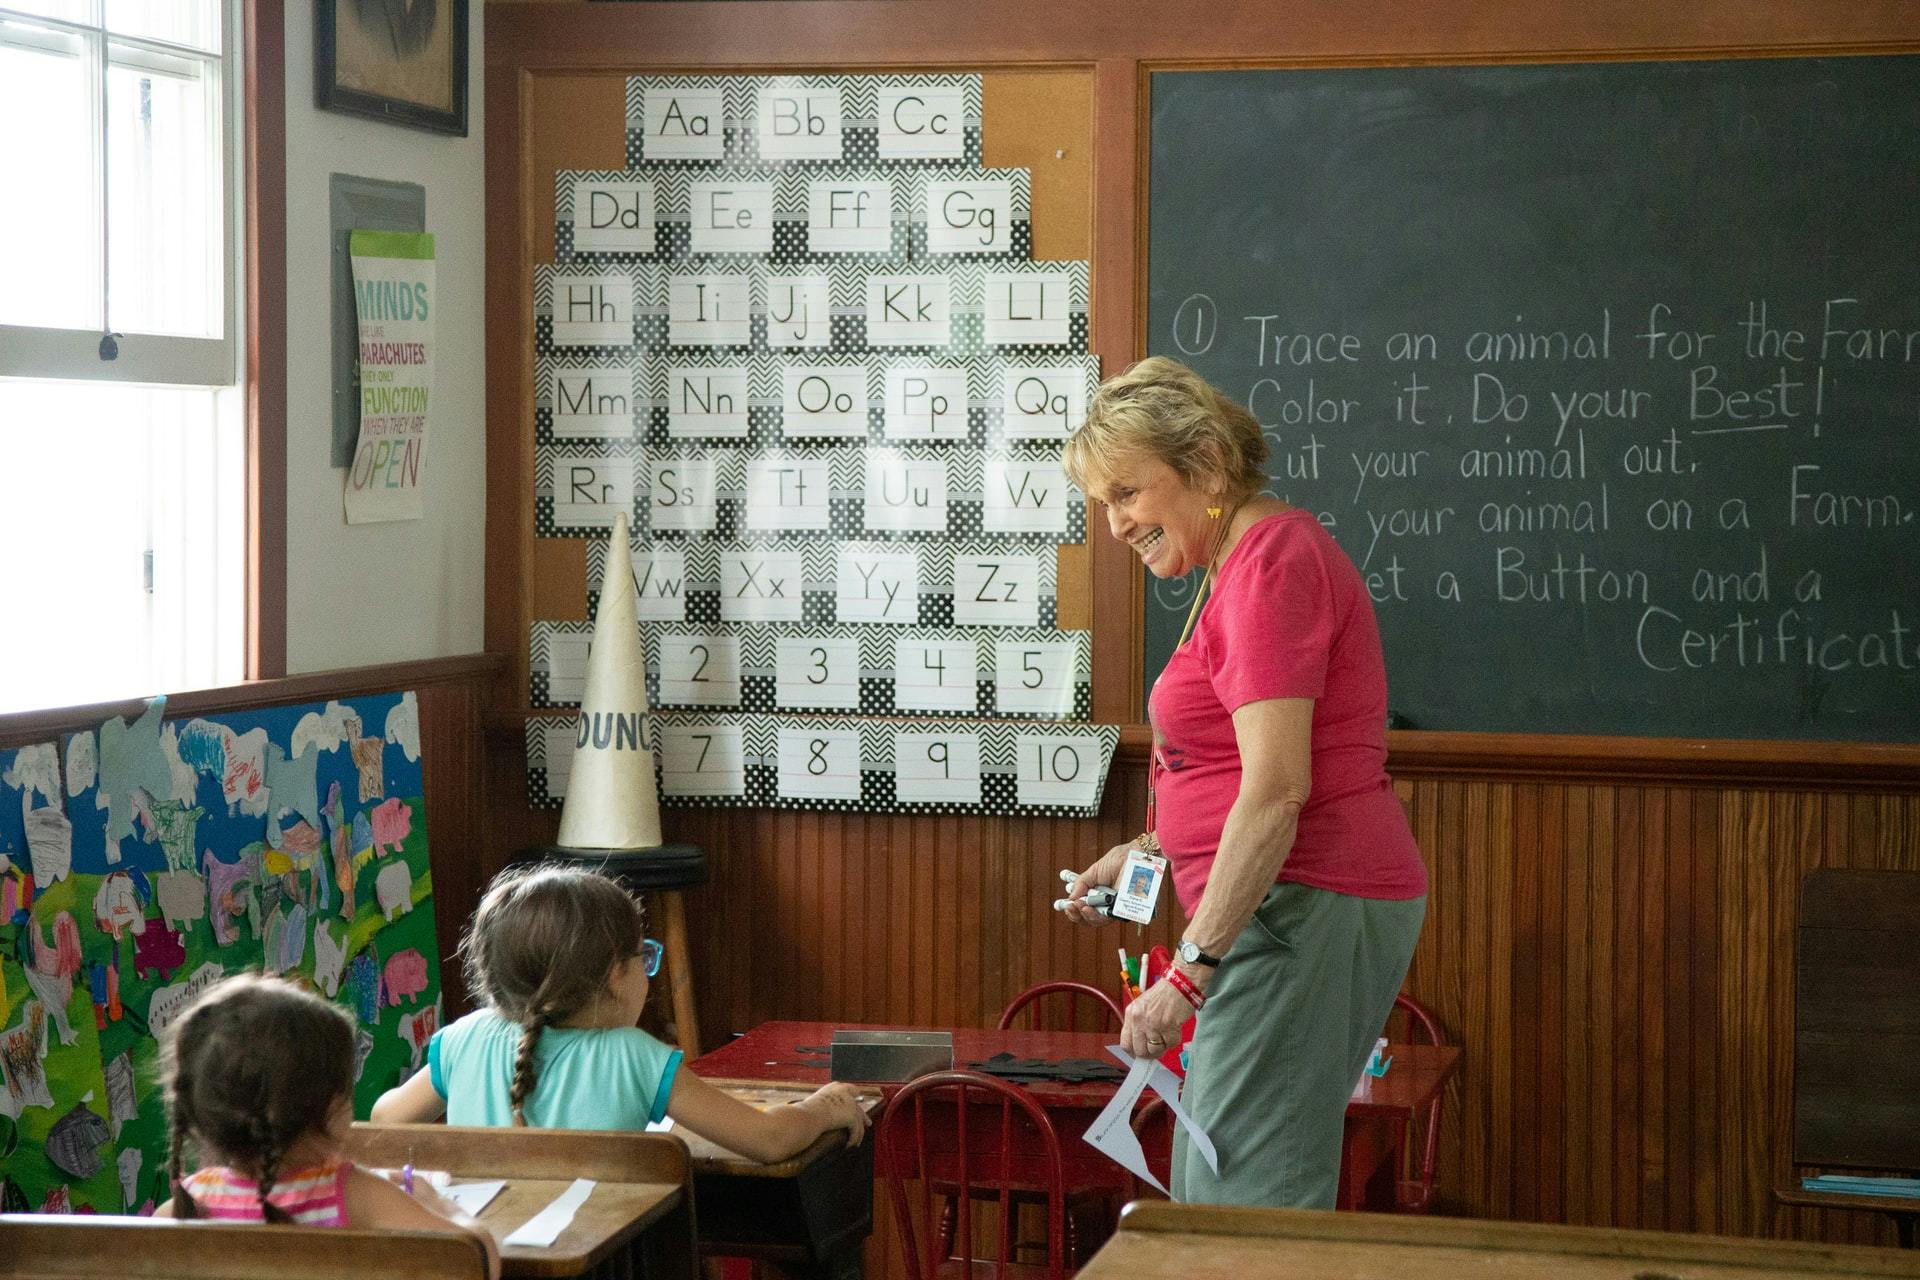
[1060,356,1427,1209]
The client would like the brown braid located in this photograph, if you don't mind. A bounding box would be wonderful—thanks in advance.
[461,864,647,1125]
[255,1138,291,1224]
[509,1013,552,1126]
[166,1123,199,1219]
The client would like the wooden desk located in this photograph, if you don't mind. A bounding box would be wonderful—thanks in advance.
[1778,1185,1920,1252]
[346,1123,695,1279]
[694,1021,1460,1211]
[1778,869,1920,1249]
[1080,1200,1920,1279]
[672,1081,885,1280]
[0,1215,491,1280]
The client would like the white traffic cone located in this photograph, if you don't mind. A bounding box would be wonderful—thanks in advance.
[557,511,664,850]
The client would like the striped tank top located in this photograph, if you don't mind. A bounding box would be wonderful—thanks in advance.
[181,1160,352,1225]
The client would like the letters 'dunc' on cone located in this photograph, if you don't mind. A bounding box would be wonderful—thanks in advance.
[558,512,664,850]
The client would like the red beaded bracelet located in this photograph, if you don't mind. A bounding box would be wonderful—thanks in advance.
[1165,966,1206,1011]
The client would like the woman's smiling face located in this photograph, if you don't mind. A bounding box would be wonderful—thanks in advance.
[1087,456,1219,578]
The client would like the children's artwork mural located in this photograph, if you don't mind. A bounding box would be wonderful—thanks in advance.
[0,691,439,1213]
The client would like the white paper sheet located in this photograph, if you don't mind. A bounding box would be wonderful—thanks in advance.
[1080,1046,1219,1197]
[442,1180,505,1216]
[502,1178,595,1247]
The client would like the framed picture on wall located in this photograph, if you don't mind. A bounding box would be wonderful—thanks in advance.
[317,0,469,136]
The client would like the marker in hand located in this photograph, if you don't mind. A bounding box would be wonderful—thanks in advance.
[1052,868,1116,916]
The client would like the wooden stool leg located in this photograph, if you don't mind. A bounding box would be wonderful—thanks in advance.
[658,889,702,1054]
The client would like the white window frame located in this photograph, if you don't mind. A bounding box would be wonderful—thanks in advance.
[0,2,240,387]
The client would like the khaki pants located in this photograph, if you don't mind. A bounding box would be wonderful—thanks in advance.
[1171,880,1426,1208]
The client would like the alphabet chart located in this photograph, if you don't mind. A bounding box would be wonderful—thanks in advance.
[528,75,1114,816]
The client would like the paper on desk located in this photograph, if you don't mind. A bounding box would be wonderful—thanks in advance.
[441,1180,505,1215]
[1080,1047,1219,1197]
[645,1117,673,1133]
[369,1166,452,1190]
[502,1178,595,1247]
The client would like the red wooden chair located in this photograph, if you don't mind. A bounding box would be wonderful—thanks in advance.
[997,980,1124,1034]
[879,1069,1069,1280]
[1384,991,1447,1213]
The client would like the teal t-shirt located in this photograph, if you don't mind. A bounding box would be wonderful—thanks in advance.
[428,1008,682,1130]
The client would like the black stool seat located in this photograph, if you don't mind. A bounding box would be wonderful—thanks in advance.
[517,842,707,891]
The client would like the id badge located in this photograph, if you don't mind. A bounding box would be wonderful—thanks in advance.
[1111,847,1168,924]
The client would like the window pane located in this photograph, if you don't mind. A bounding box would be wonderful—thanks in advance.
[0,378,243,713]
[0,22,101,329]
[4,1,96,23]
[108,45,219,337]
[105,0,219,53]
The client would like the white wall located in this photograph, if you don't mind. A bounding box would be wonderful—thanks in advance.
[281,0,486,673]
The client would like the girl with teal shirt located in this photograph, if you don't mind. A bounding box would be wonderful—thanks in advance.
[375,865,866,1161]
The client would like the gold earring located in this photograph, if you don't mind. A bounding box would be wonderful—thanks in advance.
[1206,506,1222,519]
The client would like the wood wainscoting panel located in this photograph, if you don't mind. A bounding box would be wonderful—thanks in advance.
[484,728,1920,1247]
[412,671,497,1016]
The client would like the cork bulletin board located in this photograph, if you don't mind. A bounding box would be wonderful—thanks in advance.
[517,71,1116,816]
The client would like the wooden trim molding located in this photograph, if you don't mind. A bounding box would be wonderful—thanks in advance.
[0,654,503,750]
[244,0,287,680]
[1386,731,1920,790]
[485,1,1920,69]
[481,63,529,714]
[1112,723,1920,789]
[1088,58,1141,724]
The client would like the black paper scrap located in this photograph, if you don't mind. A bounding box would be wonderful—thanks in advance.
[965,1052,1125,1084]
[46,1104,110,1180]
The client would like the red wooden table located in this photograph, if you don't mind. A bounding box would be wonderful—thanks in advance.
[691,1020,1459,1211]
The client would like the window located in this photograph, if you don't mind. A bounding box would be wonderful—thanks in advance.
[0,0,244,713]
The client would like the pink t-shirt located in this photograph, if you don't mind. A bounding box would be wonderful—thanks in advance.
[181,1160,352,1225]
[1148,510,1427,911]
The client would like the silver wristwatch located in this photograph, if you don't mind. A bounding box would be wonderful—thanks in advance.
[1176,939,1224,967]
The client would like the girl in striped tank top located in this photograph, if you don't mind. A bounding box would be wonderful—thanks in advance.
[152,974,498,1277]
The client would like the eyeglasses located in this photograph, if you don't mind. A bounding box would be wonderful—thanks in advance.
[638,938,663,978]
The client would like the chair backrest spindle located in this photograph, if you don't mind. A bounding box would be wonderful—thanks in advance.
[1389,992,1448,1212]
[878,1069,1069,1280]
[997,980,1123,1034]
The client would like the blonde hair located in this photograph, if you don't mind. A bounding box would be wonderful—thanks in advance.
[1061,357,1268,503]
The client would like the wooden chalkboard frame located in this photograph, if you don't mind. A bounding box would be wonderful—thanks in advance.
[482,0,1920,781]
[1135,52,1920,747]
[1123,58,1920,768]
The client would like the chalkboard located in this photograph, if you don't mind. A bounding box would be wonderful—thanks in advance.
[1145,57,1920,741]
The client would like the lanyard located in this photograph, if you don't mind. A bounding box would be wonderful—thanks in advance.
[1147,745,1162,835]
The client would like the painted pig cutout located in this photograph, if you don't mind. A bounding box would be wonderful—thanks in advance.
[153,870,207,931]
[369,798,412,858]
[374,859,413,921]
[382,948,428,1007]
